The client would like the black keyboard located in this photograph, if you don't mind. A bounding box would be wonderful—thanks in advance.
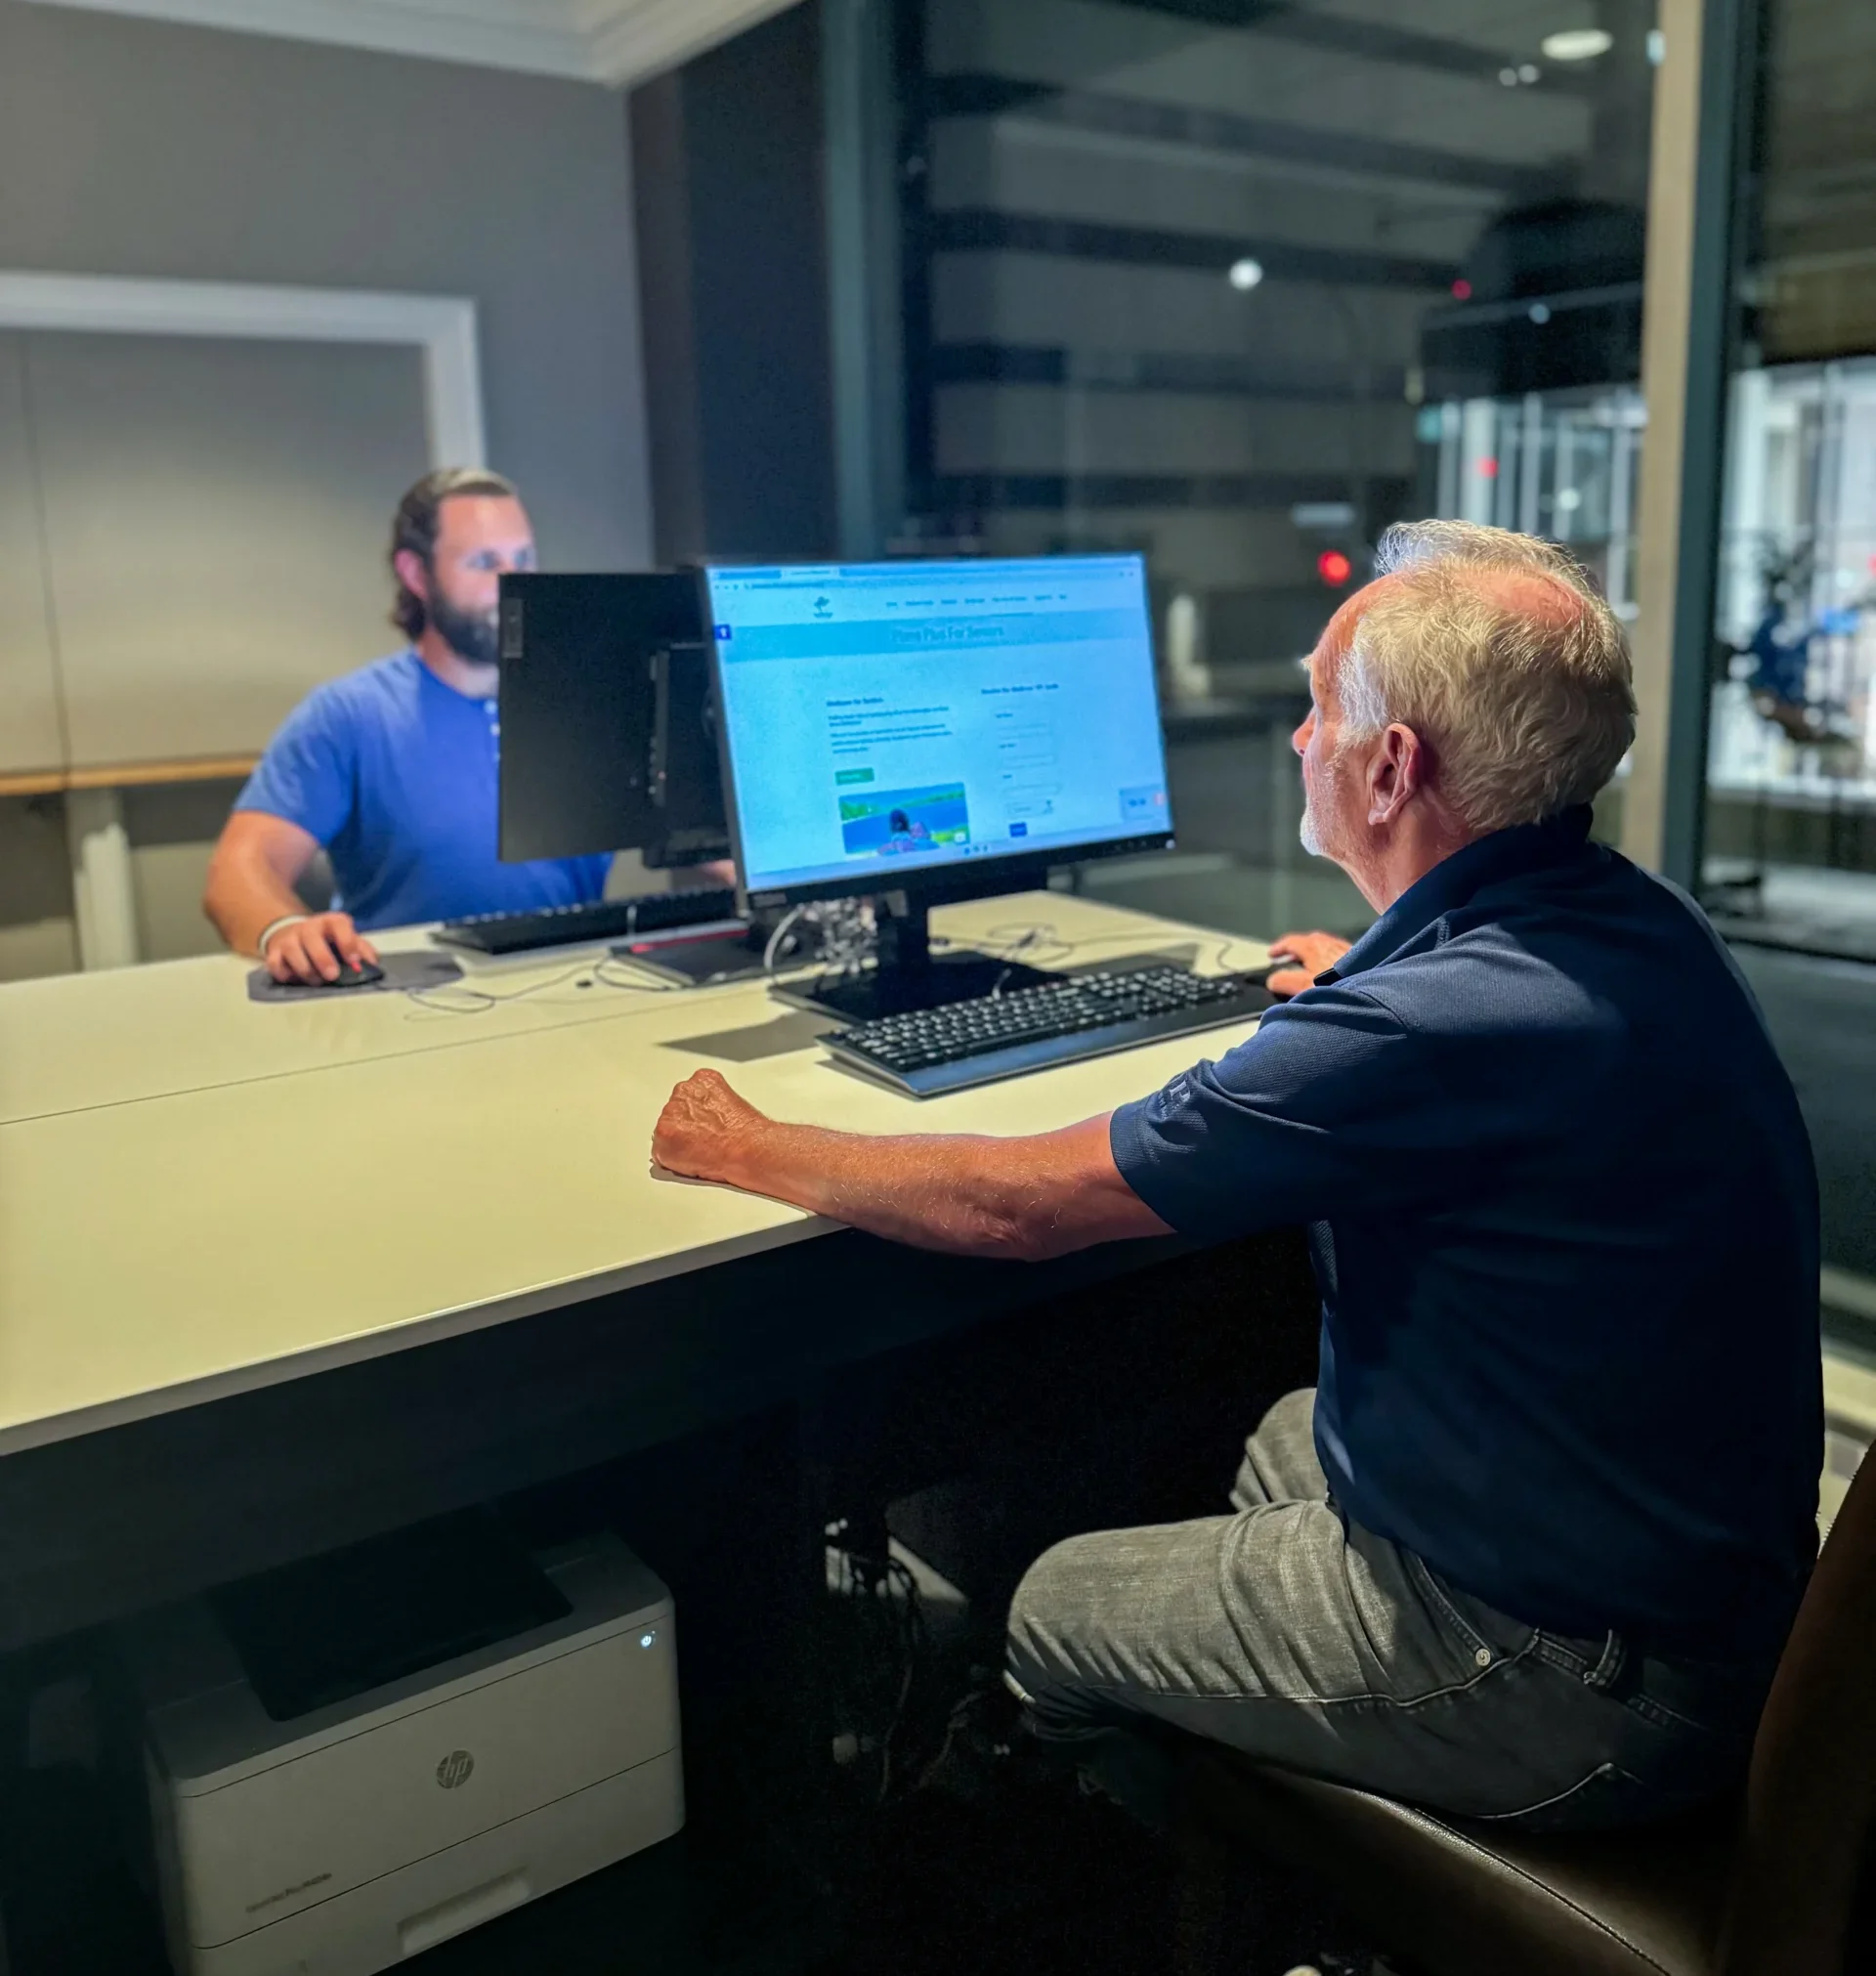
[823,964,1274,1096]
[435,886,742,956]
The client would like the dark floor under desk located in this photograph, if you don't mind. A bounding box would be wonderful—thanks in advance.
[0,1231,1325,1974]
[7,1740,1356,1975]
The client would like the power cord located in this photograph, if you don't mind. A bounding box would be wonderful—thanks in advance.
[766,898,875,980]
[826,1519,930,1806]
[401,956,678,1017]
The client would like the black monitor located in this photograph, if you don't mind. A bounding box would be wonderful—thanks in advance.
[704,553,1174,1019]
[495,573,728,869]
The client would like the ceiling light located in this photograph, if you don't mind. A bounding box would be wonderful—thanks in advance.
[1499,65,1519,85]
[1518,62,1541,82]
[1647,27,1665,64]
[1228,258,1264,291]
[1541,27,1613,61]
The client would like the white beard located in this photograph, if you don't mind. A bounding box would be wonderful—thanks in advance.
[1299,798,1324,858]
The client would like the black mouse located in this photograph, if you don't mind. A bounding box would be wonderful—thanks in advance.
[320,959,385,990]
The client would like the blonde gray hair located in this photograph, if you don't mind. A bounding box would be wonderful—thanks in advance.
[1331,520,1636,834]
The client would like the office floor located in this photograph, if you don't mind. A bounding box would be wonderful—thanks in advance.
[0,1675,1294,1976]
[0,1523,1363,1976]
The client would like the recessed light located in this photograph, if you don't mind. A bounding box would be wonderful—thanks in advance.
[1541,27,1613,61]
[1228,257,1264,291]
[1518,62,1541,81]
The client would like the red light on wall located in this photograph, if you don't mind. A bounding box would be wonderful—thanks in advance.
[1317,549,1353,586]
[1451,279,1472,300]
[1476,456,1500,480]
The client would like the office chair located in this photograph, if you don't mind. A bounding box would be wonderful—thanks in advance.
[1172,1437,1876,1976]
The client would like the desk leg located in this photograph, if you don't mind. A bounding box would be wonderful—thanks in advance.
[64,791,140,972]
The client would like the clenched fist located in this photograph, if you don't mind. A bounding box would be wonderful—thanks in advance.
[652,1068,771,1185]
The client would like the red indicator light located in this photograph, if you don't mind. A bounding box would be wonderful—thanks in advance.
[1451,279,1472,300]
[1317,549,1353,586]
[1476,457,1500,480]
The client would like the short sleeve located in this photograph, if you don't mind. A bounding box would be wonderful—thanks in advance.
[1109,984,1440,1241]
[234,686,358,845]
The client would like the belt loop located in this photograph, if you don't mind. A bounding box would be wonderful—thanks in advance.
[1584,1631,1627,1692]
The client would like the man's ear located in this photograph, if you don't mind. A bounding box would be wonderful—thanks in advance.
[392,547,431,604]
[1367,724,1424,826]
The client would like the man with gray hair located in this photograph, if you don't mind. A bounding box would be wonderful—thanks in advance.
[652,522,1820,1829]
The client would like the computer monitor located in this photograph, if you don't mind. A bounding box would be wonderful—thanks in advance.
[495,574,728,869]
[704,554,1173,1019]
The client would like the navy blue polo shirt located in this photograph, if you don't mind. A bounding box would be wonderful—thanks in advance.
[1111,808,1821,1660]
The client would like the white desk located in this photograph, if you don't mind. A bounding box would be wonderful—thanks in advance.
[0,893,1269,1458]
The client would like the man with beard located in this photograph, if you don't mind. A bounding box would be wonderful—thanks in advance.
[205,469,611,984]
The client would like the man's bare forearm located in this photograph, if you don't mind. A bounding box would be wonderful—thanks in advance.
[203,849,308,956]
[693,1109,1170,1261]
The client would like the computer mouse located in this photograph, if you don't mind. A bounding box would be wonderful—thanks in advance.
[321,959,385,990]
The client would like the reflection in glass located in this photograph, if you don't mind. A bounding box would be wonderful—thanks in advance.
[892,0,1655,935]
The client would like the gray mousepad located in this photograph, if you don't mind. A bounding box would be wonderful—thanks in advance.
[247,952,463,1004]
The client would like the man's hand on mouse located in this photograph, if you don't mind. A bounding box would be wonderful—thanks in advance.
[263,912,380,986]
[1265,929,1353,998]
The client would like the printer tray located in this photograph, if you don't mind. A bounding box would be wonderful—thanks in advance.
[209,1509,572,1722]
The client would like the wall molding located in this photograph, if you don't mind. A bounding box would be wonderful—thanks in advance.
[0,271,485,466]
[20,0,800,86]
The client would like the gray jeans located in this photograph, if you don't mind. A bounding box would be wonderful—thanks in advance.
[1005,1389,1772,1831]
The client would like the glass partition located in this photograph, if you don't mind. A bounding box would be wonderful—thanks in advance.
[890,0,1656,936]
[1696,0,1876,1321]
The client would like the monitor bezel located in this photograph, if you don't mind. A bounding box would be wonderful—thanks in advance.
[701,553,1175,914]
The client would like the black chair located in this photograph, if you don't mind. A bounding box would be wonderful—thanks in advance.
[1174,1440,1876,1975]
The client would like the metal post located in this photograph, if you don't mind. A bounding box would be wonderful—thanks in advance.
[823,0,906,559]
[64,788,141,971]
[1622,0,1758,885]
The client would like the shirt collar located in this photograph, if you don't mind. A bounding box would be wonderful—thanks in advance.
[1318,805,1598,986]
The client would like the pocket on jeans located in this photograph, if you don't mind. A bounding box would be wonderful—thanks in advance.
[1471,1761,1660,1835]
[1400,1550,1534,1664]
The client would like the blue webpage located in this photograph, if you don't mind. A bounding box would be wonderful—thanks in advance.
[706,556,1172,894]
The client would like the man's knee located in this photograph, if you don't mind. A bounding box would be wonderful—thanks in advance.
[1004,1533,1107,1727]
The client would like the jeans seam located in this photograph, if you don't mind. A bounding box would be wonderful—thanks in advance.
[1022,1638,1539,1719]
[1464,1759,1643,1826]
[1403,1551,1492,1659]
[1531,1633,1593,1677]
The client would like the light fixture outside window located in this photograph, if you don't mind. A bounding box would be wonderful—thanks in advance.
[1541,27,1614,61]
[1228,258,1264,291]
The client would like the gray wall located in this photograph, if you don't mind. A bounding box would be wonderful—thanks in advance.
[0,0,653,570]
[0,0,656,975]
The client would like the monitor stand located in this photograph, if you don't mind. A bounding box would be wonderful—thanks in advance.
[779,895,1057,1024]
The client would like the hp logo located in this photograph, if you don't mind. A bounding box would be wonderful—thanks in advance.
[436,1750,475,1790]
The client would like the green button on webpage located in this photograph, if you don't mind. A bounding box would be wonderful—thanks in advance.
[834,768,875,786]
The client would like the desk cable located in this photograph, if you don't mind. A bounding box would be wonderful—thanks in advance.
[400,956,679,1018]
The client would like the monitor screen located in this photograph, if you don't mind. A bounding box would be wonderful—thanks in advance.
[706,555,1172,900]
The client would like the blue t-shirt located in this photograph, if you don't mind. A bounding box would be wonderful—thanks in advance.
[235,652,611,930]
[1112,808,1820,1660]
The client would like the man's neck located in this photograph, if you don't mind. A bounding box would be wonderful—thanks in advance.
[415,629,497,701]
[1348,811,1479,914]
